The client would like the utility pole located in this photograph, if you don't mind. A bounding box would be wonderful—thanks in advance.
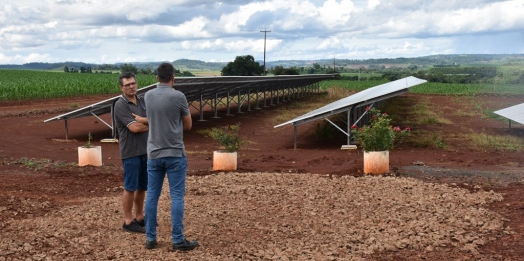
[333,57,335,72]
[260,28,271,76]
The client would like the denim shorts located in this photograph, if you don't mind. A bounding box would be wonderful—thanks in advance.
[122,154,148,191]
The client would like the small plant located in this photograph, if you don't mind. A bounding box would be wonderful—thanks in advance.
[351,107,411,152]
[84,132,93,148]
[209,123,244,153]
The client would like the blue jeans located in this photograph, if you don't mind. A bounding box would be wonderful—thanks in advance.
[145,156,187,243]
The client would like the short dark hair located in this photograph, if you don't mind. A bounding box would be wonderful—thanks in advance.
[118,72,136,86]
[156,63,175,83]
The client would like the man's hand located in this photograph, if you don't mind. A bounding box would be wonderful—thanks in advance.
[132,113,148,125]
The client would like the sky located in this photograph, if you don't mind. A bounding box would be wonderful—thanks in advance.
[1,0,523,65]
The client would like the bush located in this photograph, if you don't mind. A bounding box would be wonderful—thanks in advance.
[209,123,244,152]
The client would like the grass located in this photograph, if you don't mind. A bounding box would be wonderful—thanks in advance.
[377,97,450,149]
[469,130,524,151]
[6,157,76,171]
[272,91,337,124]
[456,109,477,117]
[320,79,388,91]
[405,130,447,149]
[382,96,452,126]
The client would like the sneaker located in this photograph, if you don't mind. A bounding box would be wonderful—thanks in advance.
[122,219,145,233]
[172,239,199,251]
[135,218,145,227]
[137,218,158,227]
[145,239,158,250]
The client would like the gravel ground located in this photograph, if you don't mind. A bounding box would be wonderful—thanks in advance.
[399,165,524,185]
[1,172,509,260]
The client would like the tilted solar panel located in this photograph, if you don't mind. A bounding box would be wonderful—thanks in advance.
[494,103,524,125]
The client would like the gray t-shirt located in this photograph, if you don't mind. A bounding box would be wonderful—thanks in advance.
[114,95,148,159]
[144,83,190,159]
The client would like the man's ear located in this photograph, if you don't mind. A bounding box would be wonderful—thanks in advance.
[156,75,159,81]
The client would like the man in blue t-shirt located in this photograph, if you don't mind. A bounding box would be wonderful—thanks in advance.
[143,63,198,251]
[114,72,149,234]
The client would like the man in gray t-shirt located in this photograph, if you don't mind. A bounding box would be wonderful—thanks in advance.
[143,63,198,251]
[114,72,149,234]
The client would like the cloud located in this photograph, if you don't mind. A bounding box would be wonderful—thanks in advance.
[316,0,356,27]
[0,52,55,64]
[180,38,282,53]
[0,0,522,64]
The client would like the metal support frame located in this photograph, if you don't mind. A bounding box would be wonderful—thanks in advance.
[199,95,206,121]
[255,90,261,109]
[293,125,297,150]
[247,89,252,111]
[90,111,113,130]
[263,88,268,107]
[226,92,233,116]
[64,120,68,140]
[213,93,222,118]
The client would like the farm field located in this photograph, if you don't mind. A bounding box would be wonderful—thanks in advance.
[1,85,524,259]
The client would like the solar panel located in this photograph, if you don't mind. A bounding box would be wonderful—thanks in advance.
[274,76,427,128]
[273,76,427,148]
[493,102,524,126]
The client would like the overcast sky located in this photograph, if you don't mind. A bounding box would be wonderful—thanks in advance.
[1,0,523,65]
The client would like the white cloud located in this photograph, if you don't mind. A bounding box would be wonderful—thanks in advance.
[180,38,282,54]
[218,1,277,33]
[0,52,54,64]
[367,0,379,9]
[317,0,356,28]
[317,36,343,50]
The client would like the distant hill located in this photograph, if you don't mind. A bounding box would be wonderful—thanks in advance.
[0,62,97,71]
[1,54,523,71]
[264,54,524,69]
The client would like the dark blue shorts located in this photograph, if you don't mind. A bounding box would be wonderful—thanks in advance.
[122,154,148,191]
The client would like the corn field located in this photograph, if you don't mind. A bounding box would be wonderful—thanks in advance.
[2,70,523,102]
[0,70,157,101]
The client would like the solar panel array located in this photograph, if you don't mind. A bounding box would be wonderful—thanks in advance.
[44,74,335,138]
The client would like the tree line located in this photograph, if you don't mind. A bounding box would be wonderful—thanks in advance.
[54,53,524,85]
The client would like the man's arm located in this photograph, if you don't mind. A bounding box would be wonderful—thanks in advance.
[127,113,148,133]
[128,122,149,133]
[182,114,192,131]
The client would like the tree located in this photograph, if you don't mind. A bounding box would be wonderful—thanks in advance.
[271,66,300,75]
[64,66,69,73]
[221,55,264,76]
[139,68,153,75]
[120,63,138,74]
